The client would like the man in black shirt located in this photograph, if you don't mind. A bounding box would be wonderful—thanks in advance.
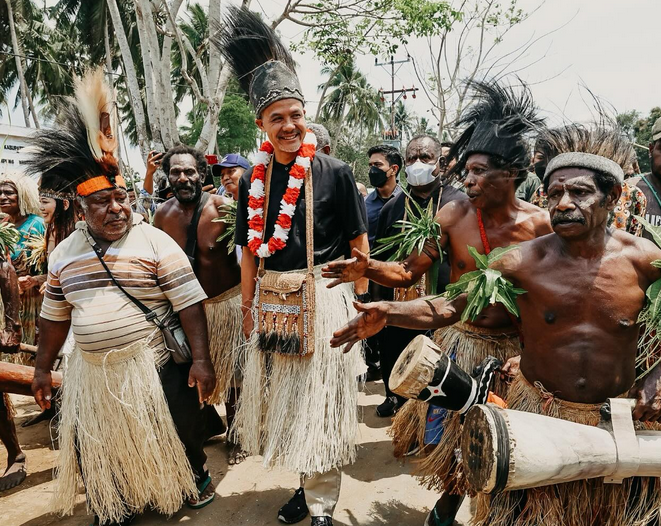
[217,8,369,526]
[372,135,466,417]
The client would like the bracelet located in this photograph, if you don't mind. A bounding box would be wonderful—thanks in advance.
[356,292,372,303]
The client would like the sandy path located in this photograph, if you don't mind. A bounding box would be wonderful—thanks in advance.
[0,381,470,526]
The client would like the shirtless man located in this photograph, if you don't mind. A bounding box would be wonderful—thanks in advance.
[154,145,246,464]
[332,129,661,526]
[323,81,551,526]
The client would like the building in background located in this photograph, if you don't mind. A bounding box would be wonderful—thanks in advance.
[0,125,35,176]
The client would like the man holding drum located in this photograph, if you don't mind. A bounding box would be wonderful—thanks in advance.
[332,124,661,526]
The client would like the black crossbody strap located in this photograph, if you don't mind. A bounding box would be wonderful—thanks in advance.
[184,191,210,266]
[89,240,163,328]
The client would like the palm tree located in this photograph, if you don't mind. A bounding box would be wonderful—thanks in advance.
[318,59,384,150]
[414,116,437,137]
[394,101,416,142]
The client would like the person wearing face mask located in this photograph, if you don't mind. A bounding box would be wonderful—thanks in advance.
[368,135,467,418]
[364,145,403,247]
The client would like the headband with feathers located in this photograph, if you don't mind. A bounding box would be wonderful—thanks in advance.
[448,80,544,178]
[211,6,304,117]
[540,124,633,184]
[24,67,123,197]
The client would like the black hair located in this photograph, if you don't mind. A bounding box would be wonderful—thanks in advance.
[440,141,454,149]
[48,198,76,248]
[407,135,443,158]
[161,144,208,178]
[367,145,403,176]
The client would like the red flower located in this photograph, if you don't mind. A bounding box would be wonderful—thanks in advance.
[248,238,262,255]
[298,143,316,158]
[283,187,300,205]
[260,141,274,154]
[251,164,266,182]
[248,196,264,210]
[248,216,264,231]
[268,237,286,252]
[290,164,306,179]
[276,214,292,230]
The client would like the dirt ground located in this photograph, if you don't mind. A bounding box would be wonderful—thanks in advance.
[0,380,471,526]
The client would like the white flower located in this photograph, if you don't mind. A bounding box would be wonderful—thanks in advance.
[248,229,262,240]
[280,203,297,216]
[254,151,271,166]
[273,224,290,241]
[248,207,263,219]
[296,156,311,170]
[289,177,304,189]
[257,245,272,258]
[249,179,265,198]
[304,132,317,147]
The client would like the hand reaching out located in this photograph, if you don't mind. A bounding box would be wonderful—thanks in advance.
[330,301,389,353]
[321,248,370,288]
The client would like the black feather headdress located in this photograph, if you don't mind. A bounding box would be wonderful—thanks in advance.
[448,80,544,177]
[24,68,121,197]
[212,6,304,117]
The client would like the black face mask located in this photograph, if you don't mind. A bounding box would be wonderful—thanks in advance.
[369,166,389,188]
[534,161,547,180]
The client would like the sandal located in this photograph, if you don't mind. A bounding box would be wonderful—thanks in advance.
[187,474,215,509]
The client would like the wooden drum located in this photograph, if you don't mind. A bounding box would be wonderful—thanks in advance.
[462,398,661,494]
[389,334,501,413]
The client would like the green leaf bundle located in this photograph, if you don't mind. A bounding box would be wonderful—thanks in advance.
[213,199,238,255]
[372,189,443,263]
[0,222,20,260]
[633,216,661,378]
[443,245,526,323]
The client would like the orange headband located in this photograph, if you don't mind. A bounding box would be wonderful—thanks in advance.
[76,175,127,197]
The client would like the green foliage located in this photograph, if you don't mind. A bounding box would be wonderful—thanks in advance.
[180,91,258,155]
[444,245,526,322]
[372,189,443,262]
[213,199,237,255]
[291,0,461,65]
[0,221,20,259]
[617,107,661,173]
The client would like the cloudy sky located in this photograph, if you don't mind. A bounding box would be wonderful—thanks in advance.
[4,0,659,174]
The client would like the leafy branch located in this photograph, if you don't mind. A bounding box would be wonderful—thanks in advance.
[213,199,237,255]
[444,245,525,322]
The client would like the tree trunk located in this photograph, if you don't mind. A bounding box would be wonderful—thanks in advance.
[315,63,342,122]
[5,0,32,128]
[106,0,149,158]
[196,65,231,153]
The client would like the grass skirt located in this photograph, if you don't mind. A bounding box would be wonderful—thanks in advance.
[54,341,196,524]
[389,322,520,493]
[232,278,365,476]
[204,284,244,405]
[473,373,661,526]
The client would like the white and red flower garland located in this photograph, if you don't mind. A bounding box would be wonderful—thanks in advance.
[247,130,317,258]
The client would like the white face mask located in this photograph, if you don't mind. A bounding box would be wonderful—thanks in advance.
[405,159,438,186]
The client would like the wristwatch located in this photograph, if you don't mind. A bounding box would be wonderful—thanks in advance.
[355,292,372,304]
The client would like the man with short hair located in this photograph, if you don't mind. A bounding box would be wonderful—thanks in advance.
[27,70,215,526]
[365,144,402,247]
[211,153,250,200]
[216,8,369,526]
[332,124,661,526]
[307,123,332,155]
[631,117,661,239]
[154,145,247,464]
[371,135,467,417]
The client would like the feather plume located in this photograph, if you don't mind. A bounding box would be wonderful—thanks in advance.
[23,68,119,194]
[538,124,635,171]
[211,7,297,96]
[449,79,544,177]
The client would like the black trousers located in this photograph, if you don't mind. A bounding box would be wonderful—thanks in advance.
[377,326,426,403]
[159,358,208,480]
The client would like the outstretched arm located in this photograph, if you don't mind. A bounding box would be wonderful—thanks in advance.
[330,294,467,353]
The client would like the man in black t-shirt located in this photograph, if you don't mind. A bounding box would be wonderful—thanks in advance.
[217,9,369,526]
[371,135,467,417]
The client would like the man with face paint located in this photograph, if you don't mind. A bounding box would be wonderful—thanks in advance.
[332,124,661,526]
[154,145,247,464]
[370,135,466,417]
[365,145,403,247]
[323,81,552,526]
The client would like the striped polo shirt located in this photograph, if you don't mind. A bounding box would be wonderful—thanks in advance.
[41,214,207,354]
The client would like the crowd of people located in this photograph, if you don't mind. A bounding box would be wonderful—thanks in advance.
[1,6,661,526]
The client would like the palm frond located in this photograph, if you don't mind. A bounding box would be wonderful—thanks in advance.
[25,232,47,273]
[0,222,20,259]
[212,199,237,255]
